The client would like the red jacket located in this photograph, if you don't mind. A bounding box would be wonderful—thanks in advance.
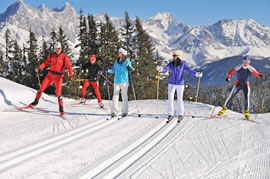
[39,53,73,77]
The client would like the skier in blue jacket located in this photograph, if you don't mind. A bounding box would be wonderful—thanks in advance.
[108,48,135,117]
[157,50,202,121]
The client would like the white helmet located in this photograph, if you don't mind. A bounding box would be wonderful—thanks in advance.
[55,42,62,49]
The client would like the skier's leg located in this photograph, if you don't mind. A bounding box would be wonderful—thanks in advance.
[168,84,176,116]
[82,80,90,99]
[224,85,241,108]
[176,85,185,116]
[243,83,250,111]
[92,82,102,104]
[30,73,53,106]
[112,83,120,114]
[243,83,251,119]
[54,76,64,114]
[121,83,129,114]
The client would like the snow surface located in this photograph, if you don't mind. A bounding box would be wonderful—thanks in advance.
[0,77,270,178]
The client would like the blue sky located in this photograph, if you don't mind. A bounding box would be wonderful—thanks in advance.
[1,0,270,27]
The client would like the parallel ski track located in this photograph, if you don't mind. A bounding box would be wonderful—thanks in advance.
[77,117,186,179]
[0,108,136,174]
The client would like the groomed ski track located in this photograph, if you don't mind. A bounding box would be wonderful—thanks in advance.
[0,78,270,178]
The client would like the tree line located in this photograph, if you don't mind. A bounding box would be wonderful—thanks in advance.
[0,10,268,114]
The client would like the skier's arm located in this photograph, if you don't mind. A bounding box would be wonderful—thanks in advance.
[160,63,170,73]
[107,61,116,74]
[248,66,261,78]
[184,63,196,76]
[39,54,51,70]
[65,56,73,78]
[127,59,135,71]
[227,64,242,78]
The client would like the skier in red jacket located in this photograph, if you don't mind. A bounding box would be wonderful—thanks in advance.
[29,42,73,115]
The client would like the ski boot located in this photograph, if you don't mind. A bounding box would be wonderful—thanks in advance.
[59,105,64,115]
[177,115,184,123]
[99,103,104,109]
[167,115,173,123]
[80,98,86,104]
[111,113,117,118]
[244,110,250,120]
[29,99,39,107]
[218,107,227,116]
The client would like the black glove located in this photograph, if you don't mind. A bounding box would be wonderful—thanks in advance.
[259,73,263,78]
[226,77,230,82]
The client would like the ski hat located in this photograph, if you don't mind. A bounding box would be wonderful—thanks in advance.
[118,48,127,56]
[90,54,96,60]
[243,55,251,63]
[55,42,62,49]
[173,50,182,57]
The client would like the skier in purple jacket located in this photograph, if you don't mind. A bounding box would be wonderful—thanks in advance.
[157,50,202,121]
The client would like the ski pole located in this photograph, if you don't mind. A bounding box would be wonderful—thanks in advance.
[155,71,160,118]
[195,70,201,102]
[100,73,114,86]
[106,71,112,115]
[129,71,141,117]
[77,68,82,99]
[36,70,44,99]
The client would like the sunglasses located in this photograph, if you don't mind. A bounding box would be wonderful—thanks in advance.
[90,59,96,61]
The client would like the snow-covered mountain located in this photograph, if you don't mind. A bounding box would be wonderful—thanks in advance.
[1,0,270,66]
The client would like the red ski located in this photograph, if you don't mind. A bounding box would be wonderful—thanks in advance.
[71,102,93,106]
[6,106,48,111]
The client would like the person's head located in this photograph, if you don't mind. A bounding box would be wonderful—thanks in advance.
[55,42,62,55]
[243,55,251,67]
[172,50,182,61]
[89,54,96,64]
[118,48,127,59]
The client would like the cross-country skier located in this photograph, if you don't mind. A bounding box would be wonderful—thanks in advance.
[156,50,202,121]
[218,56,262,119]
[80,54,104,108]
[107,48,135,117]
[29,42,73,115]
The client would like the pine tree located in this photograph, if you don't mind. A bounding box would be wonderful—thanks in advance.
[98,14,122,99]
[57,26,73,58]
[87,14,98,56]
[25,29,39,89]
[0,49,6,77]
[38,37,50,82]
[8,41,24,83]
[75,9,89,66]
[130,17,156,99]
[49,29,57,52]
[5,28,11,62]
[121,11,135,58]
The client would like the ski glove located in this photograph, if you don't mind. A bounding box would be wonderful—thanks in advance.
[259,73,263,78]
[226,77,230,82]
[195,72,203,78]
[156,66,162,72]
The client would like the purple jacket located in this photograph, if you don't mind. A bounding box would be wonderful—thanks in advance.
[161,60,196,85]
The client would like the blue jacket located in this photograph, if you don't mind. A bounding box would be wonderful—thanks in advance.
[108,58,134,83]
[161,60,196,85]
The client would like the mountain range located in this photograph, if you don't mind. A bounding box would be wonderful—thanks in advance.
[0,0,270,68]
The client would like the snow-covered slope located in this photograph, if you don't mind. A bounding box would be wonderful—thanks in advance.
[1,0,270,65]
[0,77,270,178]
